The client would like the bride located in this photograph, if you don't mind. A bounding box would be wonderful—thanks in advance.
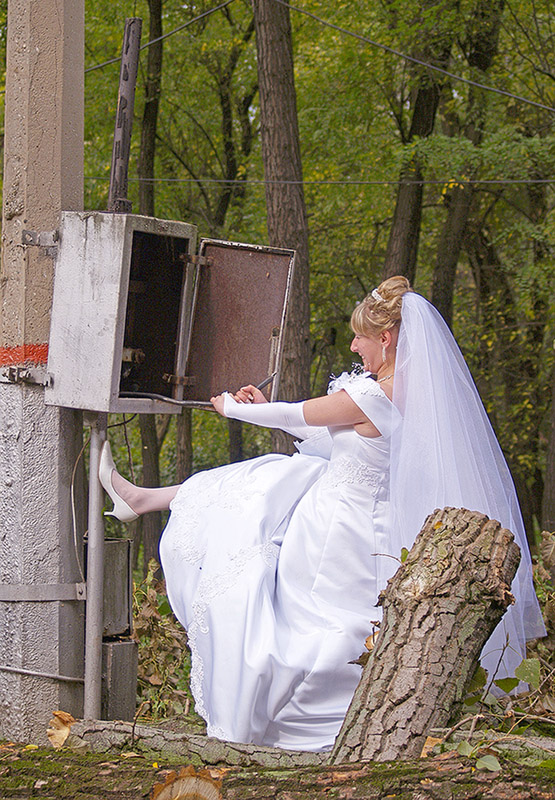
[99,275,545,752]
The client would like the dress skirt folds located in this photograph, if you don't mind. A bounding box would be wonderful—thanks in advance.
[159,372,399,751]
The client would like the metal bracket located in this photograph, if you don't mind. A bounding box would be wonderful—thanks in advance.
[122,347,146,364]
[21,229,59,247]
[0,583,87,602]
[162,373,197,387]
[0,366,53,387]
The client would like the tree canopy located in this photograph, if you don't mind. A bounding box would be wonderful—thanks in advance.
[1,0,553,534]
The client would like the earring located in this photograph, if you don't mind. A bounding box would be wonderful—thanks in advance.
[382,345,387,363]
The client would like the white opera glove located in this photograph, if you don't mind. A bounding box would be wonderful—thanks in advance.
[223,393,323,440]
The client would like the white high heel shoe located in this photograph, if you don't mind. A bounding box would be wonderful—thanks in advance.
[98,440,139,523]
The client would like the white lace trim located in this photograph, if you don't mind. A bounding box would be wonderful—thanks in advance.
[320,456,385,493]
[327,368,383,397]
[169,474,266,565]
[187,540,279,729]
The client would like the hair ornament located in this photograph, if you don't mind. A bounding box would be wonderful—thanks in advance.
[371,288,384,302]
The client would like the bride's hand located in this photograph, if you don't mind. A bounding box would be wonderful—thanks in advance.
[210,385,268,417]
[210,393,227,416]
[233,385,268,404]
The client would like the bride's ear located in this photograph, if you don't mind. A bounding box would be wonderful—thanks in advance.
[380,330,393,347]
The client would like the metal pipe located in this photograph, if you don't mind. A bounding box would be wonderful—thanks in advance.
[83,412,107,718]
[0,664,84,684]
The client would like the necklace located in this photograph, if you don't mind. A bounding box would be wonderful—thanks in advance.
[377,373,394,383]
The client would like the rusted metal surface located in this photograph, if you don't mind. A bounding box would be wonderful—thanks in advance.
[182,239,295,403]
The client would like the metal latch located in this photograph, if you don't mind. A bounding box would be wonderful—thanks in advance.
[0,366,53,387]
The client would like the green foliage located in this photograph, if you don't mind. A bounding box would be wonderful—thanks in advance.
[467,665,488,695]
[494,677,520,694]
[475,754,502,772]
[515,658,542,690]
[133,559,204,726]
[81,0,555,492]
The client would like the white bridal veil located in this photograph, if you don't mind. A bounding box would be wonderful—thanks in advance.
[390,291,546,680]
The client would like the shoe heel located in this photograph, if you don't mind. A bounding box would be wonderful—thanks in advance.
[98,441,139,523]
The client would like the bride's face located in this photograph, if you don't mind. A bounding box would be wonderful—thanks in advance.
[350,332,382,373]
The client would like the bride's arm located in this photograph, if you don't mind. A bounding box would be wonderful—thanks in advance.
[303,392,380,437]
[303,391,367,426]
[211,388,380,438]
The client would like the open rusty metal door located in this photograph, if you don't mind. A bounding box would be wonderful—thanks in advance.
[175,239,295,406]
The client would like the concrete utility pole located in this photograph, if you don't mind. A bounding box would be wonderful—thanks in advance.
[0,0,85,742]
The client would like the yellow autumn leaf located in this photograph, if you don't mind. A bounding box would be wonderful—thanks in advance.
[46,710,76,749]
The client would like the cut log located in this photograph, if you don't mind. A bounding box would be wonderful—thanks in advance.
[330,507,520,764]
[151,765,222,800]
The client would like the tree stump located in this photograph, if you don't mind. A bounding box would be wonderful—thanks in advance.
[330,507,520,764]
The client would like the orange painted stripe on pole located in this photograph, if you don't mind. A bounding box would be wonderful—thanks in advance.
[0,343,49,366]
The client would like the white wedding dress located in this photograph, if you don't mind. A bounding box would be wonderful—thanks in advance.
[159,371,401,752]
[159,288,547,752]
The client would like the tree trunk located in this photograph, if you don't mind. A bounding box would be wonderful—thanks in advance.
[382,78,444,282]
[138,0,162,218]
[382,160,425,284]
[134,0,170,576]
[228,418,243,463]
[330,507,520,764]
[253,0,311,453]
[382,0,453,282]
[432,0,504,325]
[138,414,163,576]
[212,18,256,230]
[542,365,555,532]
[432,184,474,325]
[33,721,555,797]
[176,409,193,484]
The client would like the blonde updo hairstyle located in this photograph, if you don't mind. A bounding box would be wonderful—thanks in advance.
[351,275,412,338]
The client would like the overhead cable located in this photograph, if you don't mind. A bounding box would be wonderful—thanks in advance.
[85,0,236,73]
[276,0,555,114]
[84,0,555,115]
[84,176,555,186]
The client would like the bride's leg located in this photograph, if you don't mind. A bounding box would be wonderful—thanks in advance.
[99,440,181,521]
[110,471,180,514]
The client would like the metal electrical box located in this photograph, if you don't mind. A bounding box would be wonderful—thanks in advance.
[45,211,296,414]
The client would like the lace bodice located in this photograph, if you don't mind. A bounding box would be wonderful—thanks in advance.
[327,367,383,397]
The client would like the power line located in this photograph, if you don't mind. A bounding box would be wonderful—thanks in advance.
[84,176,555,186]
[85,0,236,74]
[277,0,555,115]
[83,0,555,117]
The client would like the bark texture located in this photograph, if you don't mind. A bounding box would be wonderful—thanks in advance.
[330,507,520,764]
[67,720,325,768]
[382,0,453,282]
[136,0,165,576]
[382,83,442,282]
[543,365,555,532]
[138,413,163,576]
[61,721,555,798]
[253,0,311,453]
[138,0,162,218]
[431,0,504,326]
